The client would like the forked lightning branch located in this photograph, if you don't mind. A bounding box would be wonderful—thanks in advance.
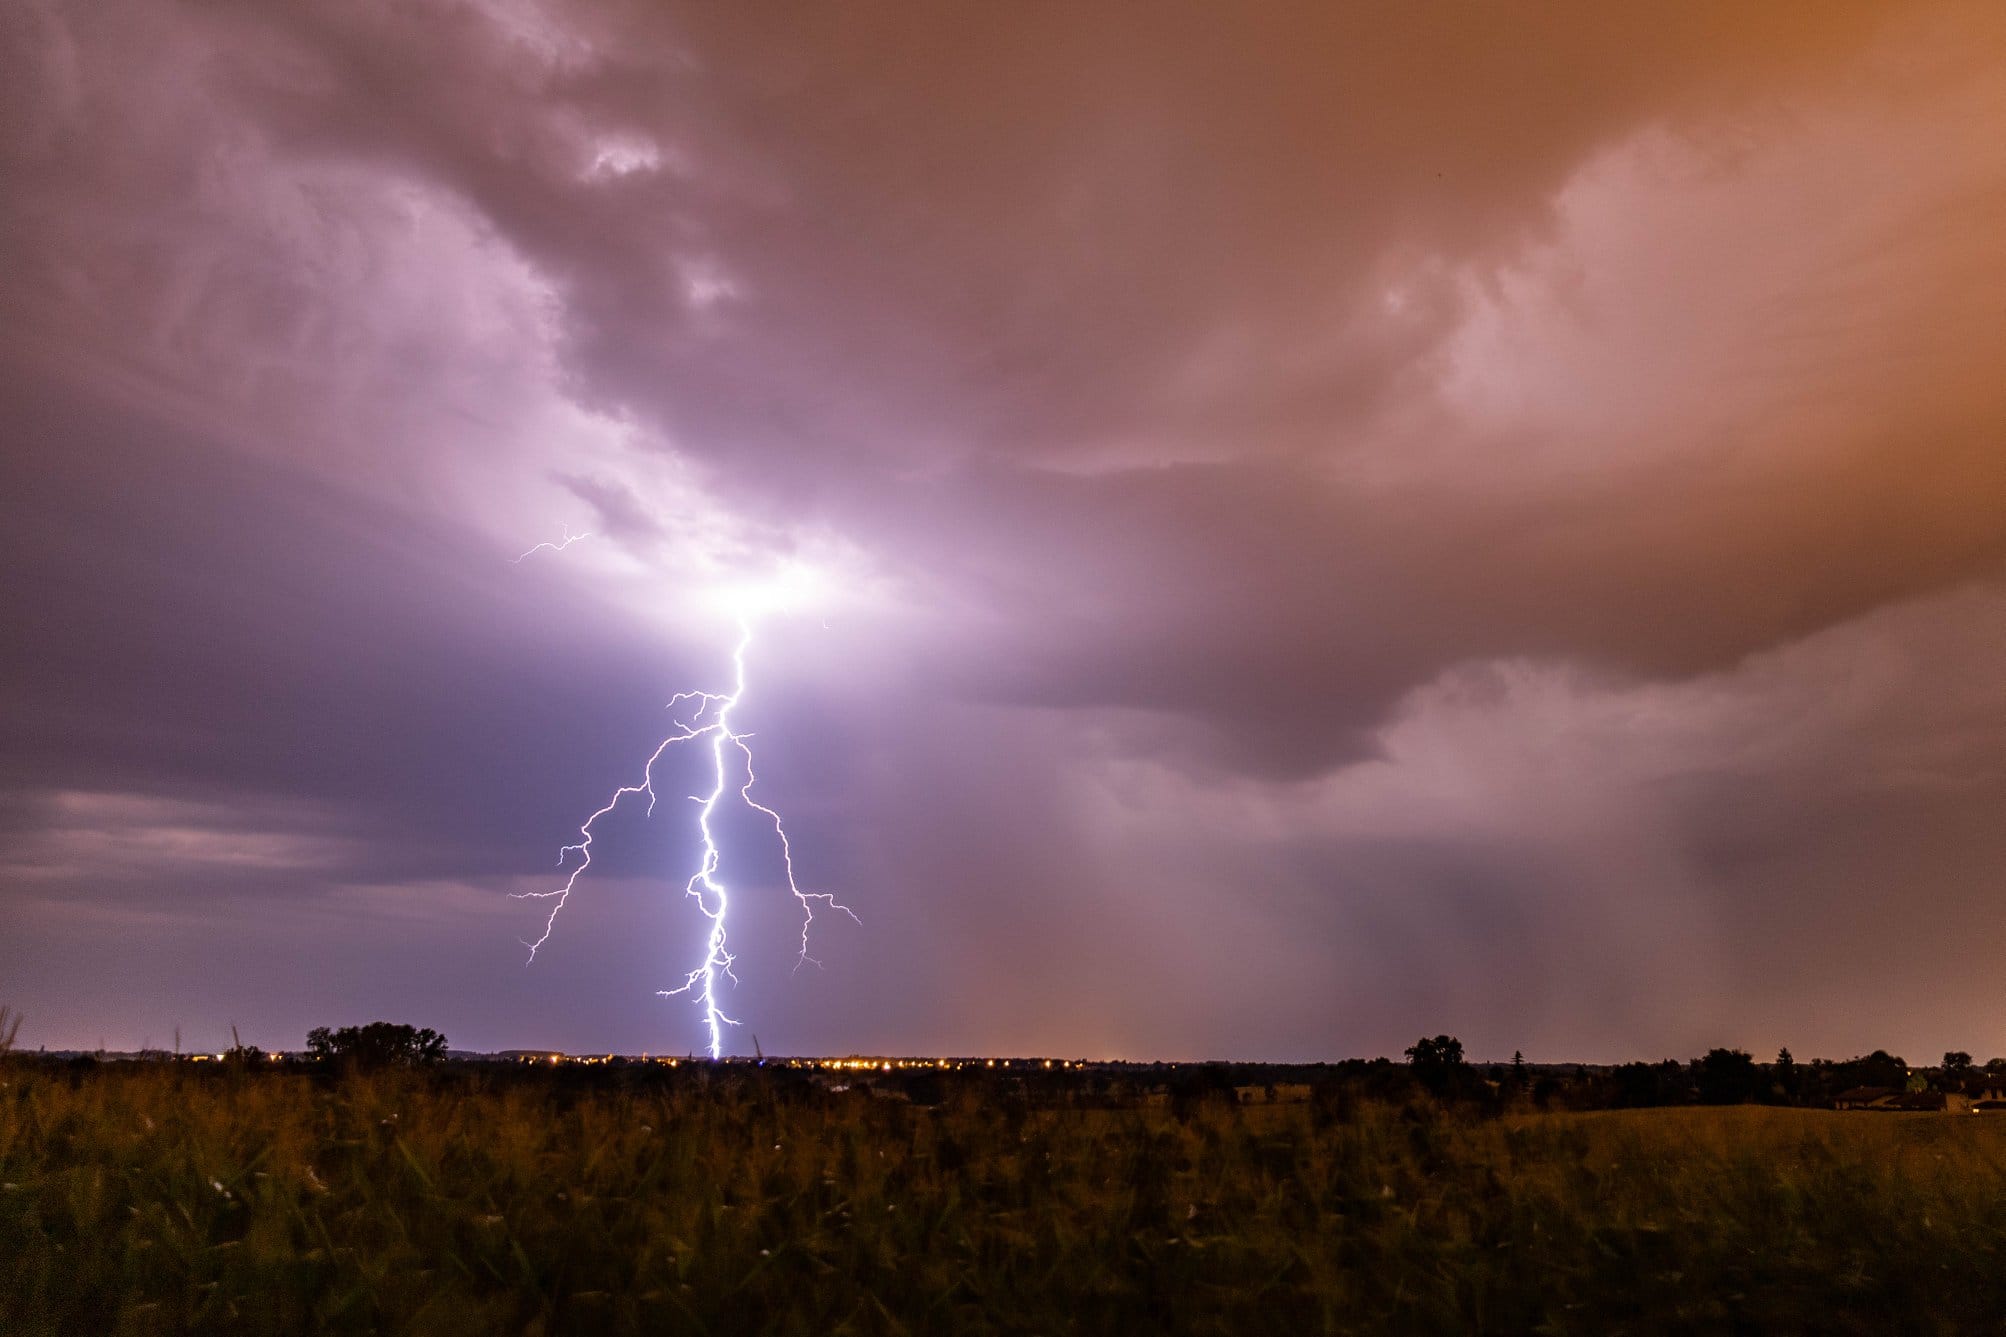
[512,614,856,1059]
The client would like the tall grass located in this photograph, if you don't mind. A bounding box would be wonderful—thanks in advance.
[6,1062,2006,1333]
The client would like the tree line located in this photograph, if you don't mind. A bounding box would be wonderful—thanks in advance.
[1402,1035,2006,1110]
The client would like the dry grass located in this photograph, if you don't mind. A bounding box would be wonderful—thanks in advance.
[6,1063,2006,1334]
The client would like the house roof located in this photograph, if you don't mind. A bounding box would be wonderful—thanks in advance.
[1886,1091,1948,1110]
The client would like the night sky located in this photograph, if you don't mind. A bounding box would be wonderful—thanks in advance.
[4,2,2005,1062]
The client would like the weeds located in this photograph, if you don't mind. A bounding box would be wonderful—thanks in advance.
[5,1063,2006,1334]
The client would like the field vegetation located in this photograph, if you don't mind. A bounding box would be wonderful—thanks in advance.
[8,1053,2006,1334]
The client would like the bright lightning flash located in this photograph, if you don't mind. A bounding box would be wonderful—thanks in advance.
[512,525,593,563]
[513,614,855,1059]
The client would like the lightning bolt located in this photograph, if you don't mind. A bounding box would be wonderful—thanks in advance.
[512,524,593,563]
[512,616,856,1058]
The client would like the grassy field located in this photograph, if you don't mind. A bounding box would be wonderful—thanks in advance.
[7,1062,2006,1334]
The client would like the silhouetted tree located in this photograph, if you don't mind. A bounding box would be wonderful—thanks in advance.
[1511,1050,1528,1091]
[1944,1051,1974,1076]
[306,1022,447,1068]
[1854,1050,1908,1090]
[1404,1035,1467,1095]
[1607,1060,1690,1108]
[1771,1047,1798,1103]
[1405,1035,1464,1069]
[1693,1048,1759,1105]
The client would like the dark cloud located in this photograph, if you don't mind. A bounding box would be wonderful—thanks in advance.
[0,367,690,880]
[556,473,667,547]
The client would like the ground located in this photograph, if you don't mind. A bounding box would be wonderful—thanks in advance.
[6,1062,2006,1334]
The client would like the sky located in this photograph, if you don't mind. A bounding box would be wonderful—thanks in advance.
[3,1,2005,1063]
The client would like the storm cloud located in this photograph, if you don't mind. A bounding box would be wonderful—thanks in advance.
[3,0,2004,1061]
